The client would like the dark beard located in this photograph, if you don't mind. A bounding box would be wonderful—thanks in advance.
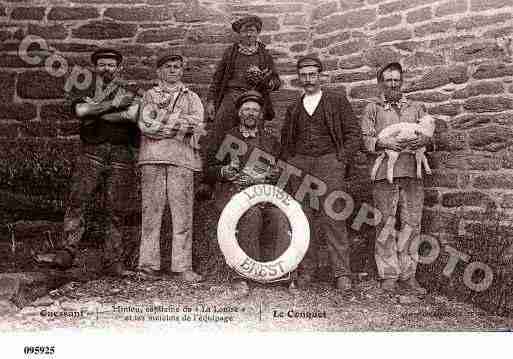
[99,71,115,83]
[240,115,258,127]
[384,88,402,102]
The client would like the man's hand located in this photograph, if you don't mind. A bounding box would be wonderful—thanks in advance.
[221,164,239,180]
[376,130,402,151]
[206,101,216,121]
[265,166,281,183]
[399,131,431,150]
[112,92,134,109]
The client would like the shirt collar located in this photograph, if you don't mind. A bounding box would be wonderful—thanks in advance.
[238,42,260,55]
[239,125,258,138]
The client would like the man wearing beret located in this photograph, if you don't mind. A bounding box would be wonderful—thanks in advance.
[35,48,139,274]
[206,15,281,143]
[280,56,362,290]
[360,62,432,295]
[135,53,205,282]
[205,90,289,294]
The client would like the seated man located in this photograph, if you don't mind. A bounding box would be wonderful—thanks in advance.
[205,90,290,294]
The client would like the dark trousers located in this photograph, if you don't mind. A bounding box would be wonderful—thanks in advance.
[287,153,351,279]
[62,142,135,267]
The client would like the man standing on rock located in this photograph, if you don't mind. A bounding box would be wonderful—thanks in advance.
[360,62,433,295]
[206,15,281,142]
[205,90,290,295]
[35,48,139,275]
[135,53,204,283]
[279,56,362,291]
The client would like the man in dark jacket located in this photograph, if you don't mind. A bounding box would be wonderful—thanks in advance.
[206,15,281,143]
[35,48,139,275]
[280,56,362,290]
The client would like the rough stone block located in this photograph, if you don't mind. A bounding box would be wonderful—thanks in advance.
[422,209,459,234]
[470,0,513,11]
[450,114,494,130]
[452,81,504,99]
[334,70,375,83]
[375,14,402,29]
[339,0,367,11]
[473,63,513,80]
[186,25,233,44]
[414,20,453,37]
[424,171,458,188]
[312,1,338,20]
[316,9,376,34]
[283,14,307,26]
[456,13,511,30]
[17,71,66,100]
[469,125,513,151]
[435,0,468,17]
[0,72,15,102]
[406,65,468,91]
[442,191,494,208]
[404,51,444,68]
[436,131,467,151]
[428,103,461,116]
[379,0,438,15]
[274,31,309,43]
[464,97,513,113]
[453,43,503,62]
[11,7,45,20]
[363,46,401,68]
[349,84,380,99]
[290,44,307,53]
[424,189,440,207]
[313,32,351,49]
[72,21,137,40]
[27,24,68,40]
[48,7,99,21]
[104,6,175,22]
[0,123,20,138]
[19,121,58,138]
[406,91,450,102]
[137,27,187,43]
[375,28,411,44]
[473,174,513,190]
[339,55,365,70]
[329,39,369,56]
[406,7,432,24]
[0,103,37,121]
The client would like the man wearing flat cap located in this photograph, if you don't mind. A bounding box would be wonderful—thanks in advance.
[280,56,362,291]
[206,15,281,143]
[205,90,290,294]
[135,53,205,282]
[360,61,433,295]
[35,48,139,274]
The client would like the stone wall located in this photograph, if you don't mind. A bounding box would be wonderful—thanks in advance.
[2,0,513,314]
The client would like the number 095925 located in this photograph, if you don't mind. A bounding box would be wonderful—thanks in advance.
[23,346,55,355]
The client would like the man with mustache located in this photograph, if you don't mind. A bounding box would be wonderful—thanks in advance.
[360,62,433,295]
[205,90,289,294]
[206,15,281,143]
[35,48,139,275]
[279,56,362,291]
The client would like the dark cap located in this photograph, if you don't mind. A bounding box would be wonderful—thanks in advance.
[232,15,262,33]
[236,90,264,109]
[156,53,184,68]
[91,48,123,65]
[377,62,403,82]
[297,56,323,71]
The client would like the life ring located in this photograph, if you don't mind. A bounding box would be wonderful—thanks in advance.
[217,184,310,283]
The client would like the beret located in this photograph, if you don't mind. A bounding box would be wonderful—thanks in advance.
[236,90,264,109]
[156,53,184,68]
[296,56,323,71]
[232,15,262,33]
[91,48,123,64]
[377,62,403,81]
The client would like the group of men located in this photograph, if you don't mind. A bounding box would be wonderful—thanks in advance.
[36,15,433,296]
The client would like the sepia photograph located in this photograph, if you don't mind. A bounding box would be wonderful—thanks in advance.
[1,0,512,356]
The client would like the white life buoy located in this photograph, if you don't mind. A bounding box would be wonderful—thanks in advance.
[217,184,310,283]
